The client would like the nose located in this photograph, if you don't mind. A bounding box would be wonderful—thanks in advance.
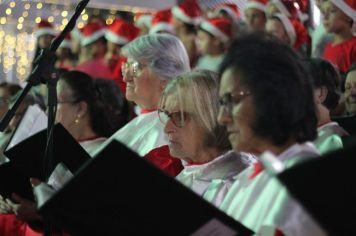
[217,107,232,126]
[164,119,177,135]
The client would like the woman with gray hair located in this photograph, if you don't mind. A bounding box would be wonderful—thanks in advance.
[158,70,254,206]
[93,33,191,176]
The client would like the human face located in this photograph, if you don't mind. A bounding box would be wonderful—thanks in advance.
[55,80,81,131]
[345,70,356,115]
[266,3,279,18]
[122,58,164,108]
[265,19,290,44]
[38,35,54,49]
[196,30,216,55]
[107,41,122,56]
[217,68,257,153]
[244,8,266,32]
[323,1,352,33]
[161,94,206,161]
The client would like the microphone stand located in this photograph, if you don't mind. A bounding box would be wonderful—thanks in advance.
[0,1,90,235]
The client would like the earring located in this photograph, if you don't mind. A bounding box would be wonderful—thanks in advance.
[74,115,80,124]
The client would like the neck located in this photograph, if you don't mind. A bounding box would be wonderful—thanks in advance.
[185,147,220,164]
[317,105,332,127]
[333,29,353,44]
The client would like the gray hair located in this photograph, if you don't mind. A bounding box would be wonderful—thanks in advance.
[121,33,191,81]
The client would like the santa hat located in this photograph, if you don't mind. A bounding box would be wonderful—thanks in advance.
[34,20,57,38]
[200,17,232,43]
[215,3,240,22]
[105,19,139,45]
[244,0,268,12]
[81,22,107,46]
[269,0,309,22]
[59,34,71,49]
[149,9,175,34]
[135,13,152,28]
[329,0,356,23]
[272,13,308,49]
[171,0,202,25]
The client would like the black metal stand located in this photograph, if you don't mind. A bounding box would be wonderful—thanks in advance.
[0,1,90,236]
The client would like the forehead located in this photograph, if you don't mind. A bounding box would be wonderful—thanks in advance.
[57,80,73,97]
[244,8,264,16]
[266,19,284,30]
[346,71,356,83]
[219,68,243,95]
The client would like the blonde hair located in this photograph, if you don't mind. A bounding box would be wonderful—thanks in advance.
[160,69,230,150]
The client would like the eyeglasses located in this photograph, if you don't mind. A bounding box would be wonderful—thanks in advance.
[218,90,251,116]
[121,60,145,78]
[158,109,191,128]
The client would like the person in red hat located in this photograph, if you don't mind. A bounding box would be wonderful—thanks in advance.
[75,21,112,80]
[135,13,152,36]
[267,0,309,23]
[266,13,309,56]
[214,3,243,35]
[243,0,268,32]
[171,0,202,67]
[149,8,175,35]
[55,34,75,71]
[196,17,232,72]
[322,0,356,77]
[105,18,140,93]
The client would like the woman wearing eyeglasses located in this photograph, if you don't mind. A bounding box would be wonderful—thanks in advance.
[217,33,327,235]
[158,70,254,207]
[94,33,191,177]
[0,70,126,236]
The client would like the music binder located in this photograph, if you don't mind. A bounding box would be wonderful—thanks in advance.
[332,115,356,136]
[0,124,90,200]
[277,143,356,235]
[38,140,254,236]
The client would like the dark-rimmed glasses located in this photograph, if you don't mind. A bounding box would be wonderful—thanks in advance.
[158,109,191,128]
[121,61,145,78]
[218,90,251,116]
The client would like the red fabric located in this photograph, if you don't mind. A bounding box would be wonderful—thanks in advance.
[144,145,184,177]
[185,160,210,166]
[0,214,27,236]
[23,224,71,236]
[248,162,264,179]
[274,228,285,236]
[111,57,127,94]
[140,108,156,114]
[75,58,113,80]
[323,37,356,73]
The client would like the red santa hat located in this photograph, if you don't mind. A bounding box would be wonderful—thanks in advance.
[171,0,202,25]
[135,13,152,28]
[244,0,269,12]
[272,13,308,49]
[34,20,57,38]
[215,3,240,22]
[59,34,71,49]
[329,0,356,23]
[269,0,309,22]
[149,9,175,34]
[105,19,140,45]
[200,17,232,43]
[81,22,107,46]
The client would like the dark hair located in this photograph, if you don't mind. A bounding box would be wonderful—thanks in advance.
[304,58,340,110]
[219,32,317,145]
[59,71,126,137]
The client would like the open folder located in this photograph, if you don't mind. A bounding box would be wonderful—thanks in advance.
[38,140,254,236]
[277,142,356,235]
[0,124,90,200]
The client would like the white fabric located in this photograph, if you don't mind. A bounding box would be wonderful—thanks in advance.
[176,150,254,207]
[93,111,168,157]
[219,142,327,236]
[314,122,348,154]
[196,54,225,72]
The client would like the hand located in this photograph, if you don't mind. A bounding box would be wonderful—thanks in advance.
[11,193,42,222]
[0,195,15,214]
[30,178,42,187]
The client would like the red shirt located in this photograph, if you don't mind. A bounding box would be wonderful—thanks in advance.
[323,37,356,74]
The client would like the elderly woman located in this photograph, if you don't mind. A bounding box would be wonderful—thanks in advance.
[158,70,254,206]
[96,33,191,176]
[305,58,348,154]
[217,33,327,235]
[0,71,125,236]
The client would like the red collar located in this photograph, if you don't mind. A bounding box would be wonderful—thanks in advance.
[140,108,157,114]
[248,162,264,180]
[77,135,100,142]
[186,160,211,166]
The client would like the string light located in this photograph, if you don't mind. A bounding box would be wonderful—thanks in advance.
[36,3,43,9]
[9,1,16,8]
[5,8,12,15]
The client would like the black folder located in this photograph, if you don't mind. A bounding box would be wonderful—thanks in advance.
[38,140,254,236]
[0,124,91,200]
[332,114,356,136]
[277,143,356,236]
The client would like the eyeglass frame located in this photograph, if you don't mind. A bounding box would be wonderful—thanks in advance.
[158,109,192,128]
[121,60,146,78]
[218,90,251,116]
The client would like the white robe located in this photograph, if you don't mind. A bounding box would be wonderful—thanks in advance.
[176,151,255,207]
[314,122,348,154]
[219,142,327,236]
[92,111,167,157]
